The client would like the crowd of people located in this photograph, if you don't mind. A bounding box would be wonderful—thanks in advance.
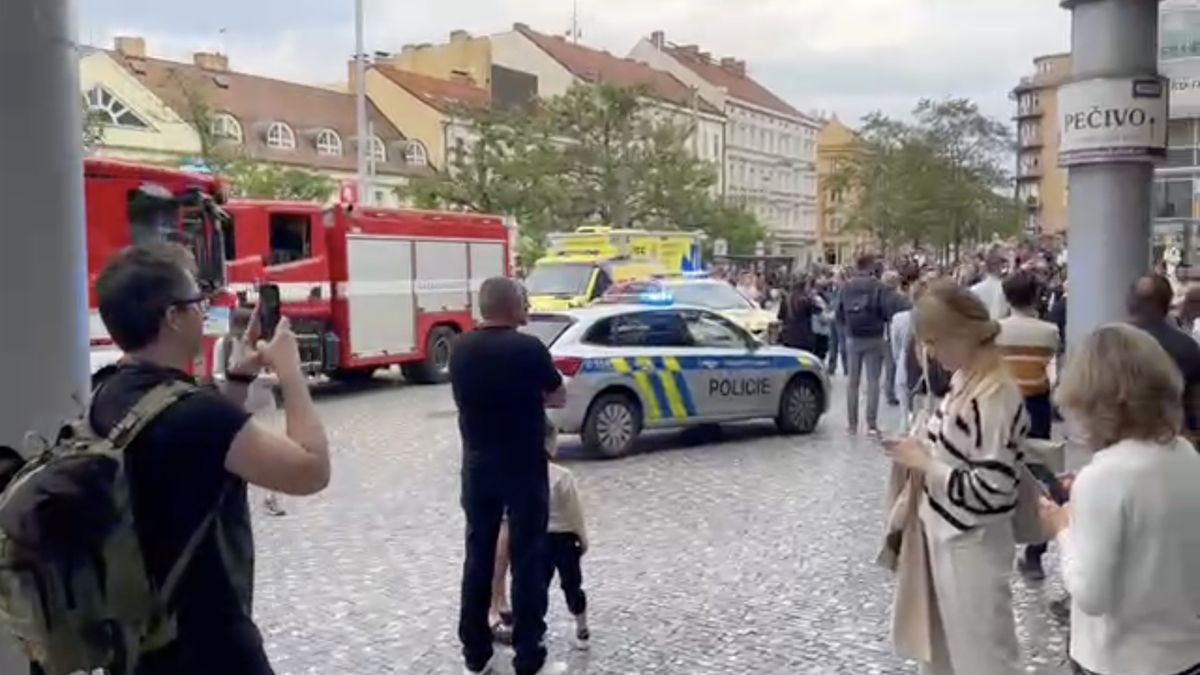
[2,239,1199,675]
[774,244,1200,675]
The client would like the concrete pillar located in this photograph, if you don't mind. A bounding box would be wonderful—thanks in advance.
[1061,0,1161,347]
[0,0,88,664]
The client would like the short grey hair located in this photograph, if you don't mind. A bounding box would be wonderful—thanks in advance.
[478,277,524,321]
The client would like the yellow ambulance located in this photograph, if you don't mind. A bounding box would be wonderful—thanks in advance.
[525,227,705,311]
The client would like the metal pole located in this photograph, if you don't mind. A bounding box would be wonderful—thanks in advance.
[1061,0,1161,347]
[0,0,89,669]
[354,0,370,206]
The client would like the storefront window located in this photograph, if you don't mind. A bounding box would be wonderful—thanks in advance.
[1162,7,1200,61]
[1155,179,1194,218]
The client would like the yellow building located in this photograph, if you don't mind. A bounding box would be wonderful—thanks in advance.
[816,116,865,265]
[1012,53,1072,236]
[380,30,494,91]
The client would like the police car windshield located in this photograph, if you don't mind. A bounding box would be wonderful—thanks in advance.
[526,264,592,296]
[520,314,575,347]
[670,282,756,310]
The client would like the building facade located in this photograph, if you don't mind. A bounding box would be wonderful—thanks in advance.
[1157,0,1200,259]
[488,24,728,177]
[630,31,820,258]
[816,117,869,265]
[1012,53,1072,237]
[82,37,426,206]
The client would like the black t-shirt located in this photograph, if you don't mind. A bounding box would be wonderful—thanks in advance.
[89,363,271,675]
[450,326,563,475]
[1132,319,1200,431]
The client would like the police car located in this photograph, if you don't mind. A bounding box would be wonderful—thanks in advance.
[523,301,830,457]
[597,277,779,341]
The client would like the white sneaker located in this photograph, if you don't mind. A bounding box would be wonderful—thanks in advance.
[534,662,568,675]
[463,653,499,675]
[573,626,591,651]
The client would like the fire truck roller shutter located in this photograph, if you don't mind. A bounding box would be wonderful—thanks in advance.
[469,243,507,321]
[415,241,469,312]
[344,237,416,359]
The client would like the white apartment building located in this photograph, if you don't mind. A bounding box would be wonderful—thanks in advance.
[631,31,820,258]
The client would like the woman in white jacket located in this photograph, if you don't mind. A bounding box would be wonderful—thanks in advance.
[887,281,1027,675]
[1042,325,1200,675]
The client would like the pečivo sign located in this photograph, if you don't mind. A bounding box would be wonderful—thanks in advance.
[1058,76,1168,167]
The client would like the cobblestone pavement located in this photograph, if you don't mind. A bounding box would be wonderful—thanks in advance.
[253,374,1073,674]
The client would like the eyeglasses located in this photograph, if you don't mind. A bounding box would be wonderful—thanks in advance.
[171,294,210,312]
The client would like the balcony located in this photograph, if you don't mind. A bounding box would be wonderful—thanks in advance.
[1019,135,1044,149]
[1014,105,1043,120]
[1017,165,1043,179]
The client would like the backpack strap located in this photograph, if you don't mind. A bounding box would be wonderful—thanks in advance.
[105,381,196,450]
[158,487,227,603]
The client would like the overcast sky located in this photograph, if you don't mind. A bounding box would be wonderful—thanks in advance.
[80,0,1071,125]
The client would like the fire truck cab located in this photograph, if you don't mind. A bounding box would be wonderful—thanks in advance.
[85,159,230,374]
[224,200,510,383]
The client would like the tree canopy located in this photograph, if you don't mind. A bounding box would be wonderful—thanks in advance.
[402,84,764,265]
[829,98,1020,256]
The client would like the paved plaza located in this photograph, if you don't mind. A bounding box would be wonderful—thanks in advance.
[247,374,1073,675]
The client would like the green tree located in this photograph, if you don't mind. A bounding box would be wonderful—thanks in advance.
[694,200,767,257]
[222,161,336,202]
[404,83,727,255]
[832,98,1019,256]
[82,104,105,151]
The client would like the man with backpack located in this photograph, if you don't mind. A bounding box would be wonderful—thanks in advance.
[836,254,891,436]
[0,243,330,675]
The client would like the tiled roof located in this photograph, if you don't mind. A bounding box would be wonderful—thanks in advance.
[514,25,722,116]
[109,51,429,177]
[373,66,490,113]
[664,45,803,119]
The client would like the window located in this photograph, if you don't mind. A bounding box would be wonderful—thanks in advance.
[405,140,427,166]
[369,135,387,163]
[210,113,242,142]
[268,212,312,264]
[316,129,343,156]
[1155,179,1194,218]
[1167,119,1196,168]
[266,122,296,150]
[584,311,692,348]
[682,310,747,349]
[84,85,149,129]
[712,133,720,159]
[127,184,181,245]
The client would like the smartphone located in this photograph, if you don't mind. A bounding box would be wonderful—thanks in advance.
[258,284,282,342]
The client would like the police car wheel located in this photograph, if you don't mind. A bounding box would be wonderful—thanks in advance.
[582,393,641,458]
[776,376,821,435]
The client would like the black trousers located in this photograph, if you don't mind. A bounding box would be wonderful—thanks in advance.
[1023,391,1062,563]
[459,468,549,675]
[546,533,587,616]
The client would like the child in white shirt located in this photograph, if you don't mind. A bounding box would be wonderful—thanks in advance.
[545,422,590,649]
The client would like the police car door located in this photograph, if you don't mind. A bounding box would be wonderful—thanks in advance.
[679,309,770,419]
[606,309,703,426]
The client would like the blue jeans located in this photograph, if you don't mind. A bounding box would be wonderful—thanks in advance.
[846,336,886,430]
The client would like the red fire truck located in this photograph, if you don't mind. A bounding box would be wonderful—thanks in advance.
[223,200,510,383]
[85,159,231,374]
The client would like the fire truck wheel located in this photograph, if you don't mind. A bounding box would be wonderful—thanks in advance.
[329,368,376,384]
[402,326,457,384]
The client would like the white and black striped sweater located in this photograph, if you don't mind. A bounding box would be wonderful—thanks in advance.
[920,372,1031,540]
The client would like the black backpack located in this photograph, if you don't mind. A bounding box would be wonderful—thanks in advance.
[843,284,885,338]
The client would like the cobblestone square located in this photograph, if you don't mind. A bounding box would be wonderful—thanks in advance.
[249,374,1073,674]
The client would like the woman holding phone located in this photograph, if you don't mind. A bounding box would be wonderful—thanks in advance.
[1042,325,1200,675]
[886,281,1027,675]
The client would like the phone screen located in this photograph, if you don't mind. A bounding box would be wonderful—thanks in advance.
[259,284,281,342]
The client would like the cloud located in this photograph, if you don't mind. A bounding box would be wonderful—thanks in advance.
[83,0,1072,125]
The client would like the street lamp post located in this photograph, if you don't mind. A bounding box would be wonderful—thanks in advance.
[354,0,370,206]
[0,0,90,670]
[1060,0,1164,347]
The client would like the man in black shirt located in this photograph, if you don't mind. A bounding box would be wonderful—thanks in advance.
[91,243,330,675]
[452,278,566,675]
[1127,274,1200,433]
